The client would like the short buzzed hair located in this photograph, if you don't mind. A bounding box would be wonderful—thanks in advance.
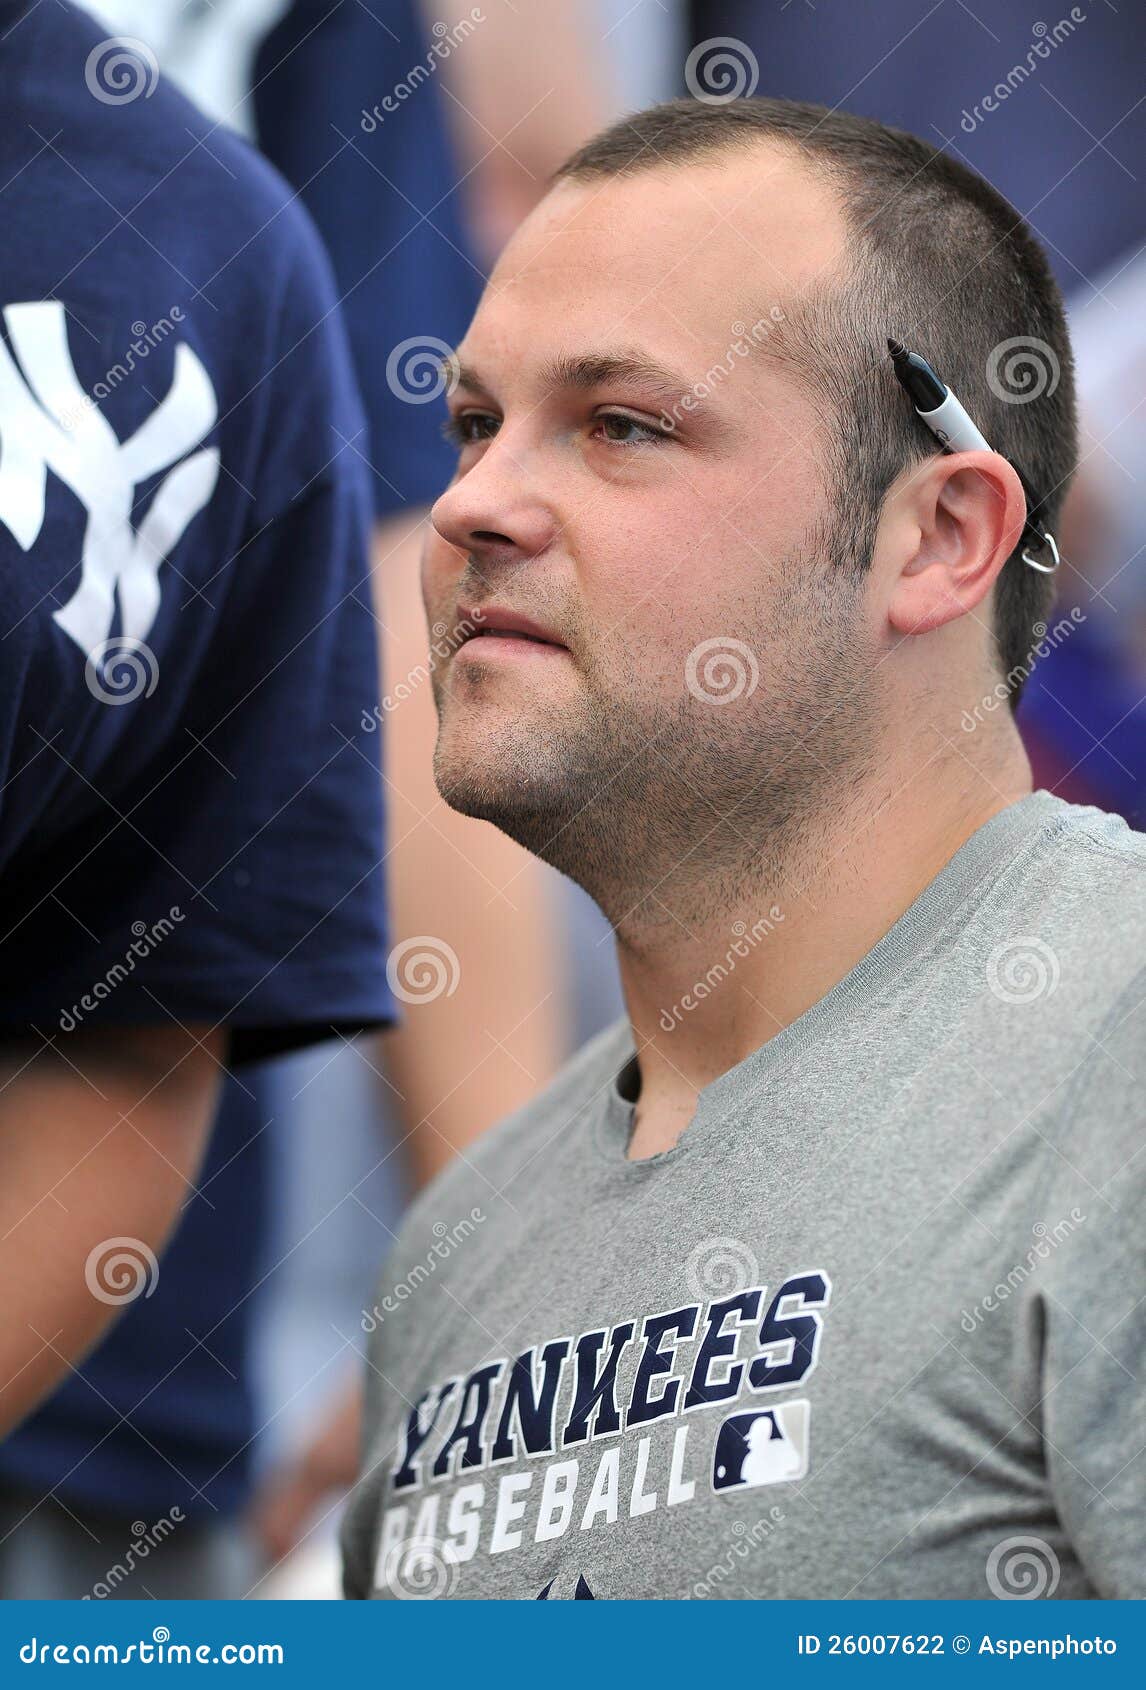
[554,97,1078,708]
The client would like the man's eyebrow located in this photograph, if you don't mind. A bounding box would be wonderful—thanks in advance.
[440,347,697,407]
[539,349,696,404]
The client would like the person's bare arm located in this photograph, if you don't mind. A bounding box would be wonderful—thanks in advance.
[427,0,617,265]
[0,1024,223,1437]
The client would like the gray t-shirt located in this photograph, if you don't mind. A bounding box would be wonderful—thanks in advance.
[342,791,1146,1600]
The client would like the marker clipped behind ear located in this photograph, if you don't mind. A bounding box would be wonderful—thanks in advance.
[887,338,1061,574]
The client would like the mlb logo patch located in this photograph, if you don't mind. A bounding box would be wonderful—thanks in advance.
[712,1400,810,1490]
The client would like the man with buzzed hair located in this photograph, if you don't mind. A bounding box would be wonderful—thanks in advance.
[343,97,1146,1600]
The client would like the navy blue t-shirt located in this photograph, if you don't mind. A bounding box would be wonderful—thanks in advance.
[253,0,484,520]
[0,0,491,1526]
[0,0,393,1061]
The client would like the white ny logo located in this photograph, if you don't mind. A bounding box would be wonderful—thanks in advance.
[0,300,220,655]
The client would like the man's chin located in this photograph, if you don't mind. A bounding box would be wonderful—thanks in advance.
[433,729,543,822]
[429,679,630,872]
[431,722,584,853]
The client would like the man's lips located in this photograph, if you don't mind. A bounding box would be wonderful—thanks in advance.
[455,606,569,655]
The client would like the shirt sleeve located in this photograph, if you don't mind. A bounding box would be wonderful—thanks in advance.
[0,212,395,1064]
[1038,967,1146,1596]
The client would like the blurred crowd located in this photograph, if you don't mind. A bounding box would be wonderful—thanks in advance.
[0,0,1142,1600]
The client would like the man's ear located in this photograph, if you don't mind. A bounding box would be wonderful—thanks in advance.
[883,451,1028,637]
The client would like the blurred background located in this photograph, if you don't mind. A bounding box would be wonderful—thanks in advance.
[1,0,1142,1600]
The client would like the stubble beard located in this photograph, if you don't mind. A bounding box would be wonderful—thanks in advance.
[431,561,880,935]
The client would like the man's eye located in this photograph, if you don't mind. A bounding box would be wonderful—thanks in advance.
[594,411,672,446]
[440,410,673,450]
[441,412,499,448]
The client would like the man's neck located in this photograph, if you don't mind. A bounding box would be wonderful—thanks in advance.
[613,752,1034,1160]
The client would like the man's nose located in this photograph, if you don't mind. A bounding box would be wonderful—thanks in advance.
[429,438,559,568]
